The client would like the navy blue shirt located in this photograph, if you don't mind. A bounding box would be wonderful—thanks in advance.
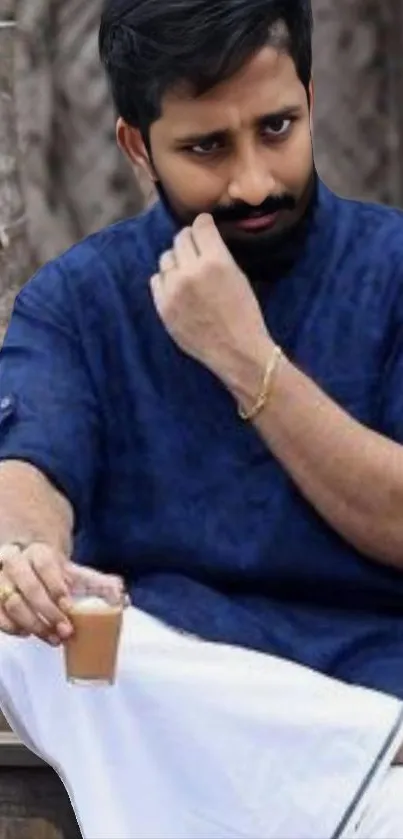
[2,180,403,698]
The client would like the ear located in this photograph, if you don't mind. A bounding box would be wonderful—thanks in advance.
[116,118,156,181]
[308,79,314,130]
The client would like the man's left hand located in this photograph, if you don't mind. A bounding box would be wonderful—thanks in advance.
[150,214,272,390]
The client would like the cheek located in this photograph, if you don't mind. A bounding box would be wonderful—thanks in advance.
[276,130,313,192]
[155,153,225,210]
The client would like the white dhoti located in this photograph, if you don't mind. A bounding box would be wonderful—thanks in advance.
[0,607,401,839]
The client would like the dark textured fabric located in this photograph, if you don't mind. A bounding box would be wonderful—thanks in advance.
[1,181,403,697]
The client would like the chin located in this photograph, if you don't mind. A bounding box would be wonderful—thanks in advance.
[221,222,289,248]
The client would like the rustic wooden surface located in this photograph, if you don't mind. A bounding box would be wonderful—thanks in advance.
[0,714,80,839]
[0,817,61,839]
[0,768,81,839]
[0,0,34,335]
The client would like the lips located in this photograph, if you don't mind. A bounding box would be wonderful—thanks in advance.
[233,212,279,232]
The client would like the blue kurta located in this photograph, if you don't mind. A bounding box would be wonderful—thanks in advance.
[2,180,403,697]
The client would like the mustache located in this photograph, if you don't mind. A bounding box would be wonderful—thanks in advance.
[212,193,297,224]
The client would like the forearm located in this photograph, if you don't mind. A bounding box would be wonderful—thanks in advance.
[0,460,73,556]
[228,343,403,569]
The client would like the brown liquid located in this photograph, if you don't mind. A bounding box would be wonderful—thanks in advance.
[64,605,123,684]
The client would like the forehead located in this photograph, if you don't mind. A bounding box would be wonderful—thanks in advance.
[154,47,307,138]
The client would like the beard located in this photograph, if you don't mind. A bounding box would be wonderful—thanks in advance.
[153,165,317,280]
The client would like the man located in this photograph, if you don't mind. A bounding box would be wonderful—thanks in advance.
[1,0,403,829]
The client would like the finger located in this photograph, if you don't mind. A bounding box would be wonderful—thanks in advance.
[0,543,24,570]
[3,545,71,628]
[2,589,53,639]
[5,551,72,636]
[174,226,199,262]
[0,572,55,642]
[192,213,229,255]
[64,563,127,607]
[26,543,70,602]
[0,608,29,636]
[150,272,162,297]
[150,274,164,315]
[159,250,177,276]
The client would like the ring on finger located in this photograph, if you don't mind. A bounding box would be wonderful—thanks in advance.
[0,582,17,606]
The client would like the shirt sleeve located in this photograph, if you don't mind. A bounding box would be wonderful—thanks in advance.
[0,260,100,524]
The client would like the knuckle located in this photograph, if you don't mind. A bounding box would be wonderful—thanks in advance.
[4,594,23,619]
[31,547,65,580]
[22,581,39,602]
[174,229,188,245]
[8,612,35,635]
[1,555,18,575]
[30,551,51,573]
[27,541,52,561]
[159,250,174,269]
[206,254,221,271]
[30,616,48,636]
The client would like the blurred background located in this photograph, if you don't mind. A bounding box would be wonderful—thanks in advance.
[1,0,403,330]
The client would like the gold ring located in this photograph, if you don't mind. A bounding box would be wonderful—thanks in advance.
[0,583,16,606]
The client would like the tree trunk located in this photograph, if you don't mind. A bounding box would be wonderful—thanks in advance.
[15,0,152,268]
[0,0,33,335]
[313,0,403,205]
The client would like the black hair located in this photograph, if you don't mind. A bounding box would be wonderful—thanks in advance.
[99,0,313,135]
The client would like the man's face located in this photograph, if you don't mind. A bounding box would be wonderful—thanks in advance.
[147,45,315,250]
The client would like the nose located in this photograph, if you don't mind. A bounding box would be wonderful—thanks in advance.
[227,146,275,206]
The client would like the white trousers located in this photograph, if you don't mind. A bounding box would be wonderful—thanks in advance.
[354,768,403,837]
[0,607,401,839]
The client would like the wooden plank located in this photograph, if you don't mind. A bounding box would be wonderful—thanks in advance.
[0,817,62,839]
[0,732,45,767]
[0,712,45,766]
[0,717,80,836]
[0,715,9,733]
[0,768,81,839]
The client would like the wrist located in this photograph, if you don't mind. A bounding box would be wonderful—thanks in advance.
[222,336,277,403]
[238,346,283,422]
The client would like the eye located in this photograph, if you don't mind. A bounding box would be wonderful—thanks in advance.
[187,139,224,157]
[262,118,292,138]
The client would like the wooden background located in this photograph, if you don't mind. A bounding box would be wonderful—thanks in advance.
[0,713,80,838]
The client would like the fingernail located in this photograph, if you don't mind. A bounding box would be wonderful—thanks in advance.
[57,621,72,639]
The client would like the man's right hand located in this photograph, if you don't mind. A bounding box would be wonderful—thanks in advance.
[0,542,126,645]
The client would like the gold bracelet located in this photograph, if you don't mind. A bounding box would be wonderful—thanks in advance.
[238,345,283,422]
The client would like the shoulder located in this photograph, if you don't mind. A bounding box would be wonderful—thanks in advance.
[17,200,174,313]
[332,190,403,264]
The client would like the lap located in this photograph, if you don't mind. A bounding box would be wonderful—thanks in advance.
[0,616,402,839]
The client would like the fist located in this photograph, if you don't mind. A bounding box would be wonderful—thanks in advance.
[150,214,271,389]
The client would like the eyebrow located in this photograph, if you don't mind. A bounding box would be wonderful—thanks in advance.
[174,105,302,146]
